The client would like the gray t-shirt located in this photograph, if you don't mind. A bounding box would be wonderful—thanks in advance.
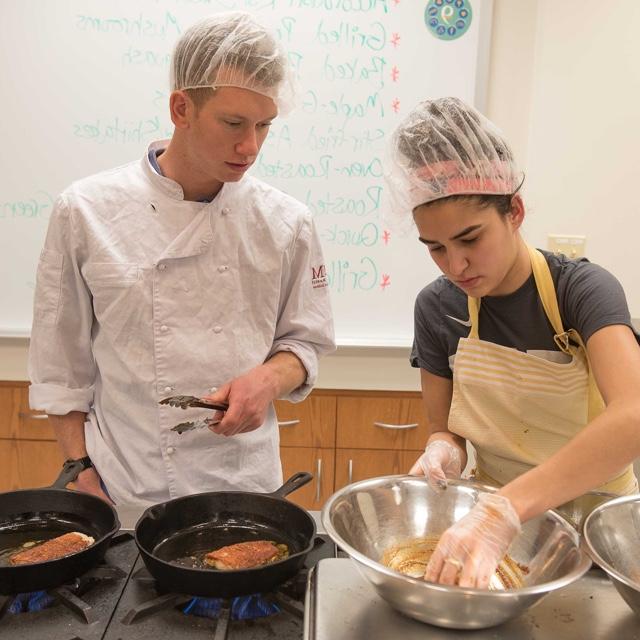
[411,250,639,378]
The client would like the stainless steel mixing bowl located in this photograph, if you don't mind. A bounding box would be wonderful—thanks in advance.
[554,490,617,530]
[583,493,640,616]
[322,476,591,629]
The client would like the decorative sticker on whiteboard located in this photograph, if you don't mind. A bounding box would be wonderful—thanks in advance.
[425,0,473,41]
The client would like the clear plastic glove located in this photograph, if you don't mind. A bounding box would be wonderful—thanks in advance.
[409,440,462,491]
[423,492,521,588]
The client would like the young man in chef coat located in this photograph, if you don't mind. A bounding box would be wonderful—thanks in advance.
[28,12,335,505]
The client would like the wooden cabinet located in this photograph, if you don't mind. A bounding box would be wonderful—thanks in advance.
[0,382,427,507]
[280,447,335,510]
[0,381,61,491]
[0,439,64,491]
[275,390,337,510]
[334,449,423,490]
[275,393,336,448]
[336,394,428,450]
[275,389,426,509]
[333,391,426,492]
[0,382,55,440]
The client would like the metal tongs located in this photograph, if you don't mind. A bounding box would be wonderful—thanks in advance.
[160,395,229,435]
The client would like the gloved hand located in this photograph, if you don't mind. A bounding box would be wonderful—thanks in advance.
[423,492,521,588]
[409,440,463,491]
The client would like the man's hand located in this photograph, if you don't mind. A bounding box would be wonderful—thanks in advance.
[72,467,114,504]
[202,365,279,436]
[201,352,307,437]
[423,493,521,588]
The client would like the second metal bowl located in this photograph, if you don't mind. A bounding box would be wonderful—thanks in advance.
[583,493,640,616]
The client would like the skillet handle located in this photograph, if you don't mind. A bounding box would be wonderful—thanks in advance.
[269,472,313,499]
[50,460,86,489]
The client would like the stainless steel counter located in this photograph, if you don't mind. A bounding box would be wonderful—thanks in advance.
[304,558,640,640]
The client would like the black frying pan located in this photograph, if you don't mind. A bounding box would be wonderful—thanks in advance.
[135,472,316,597]
[0,461,120,594]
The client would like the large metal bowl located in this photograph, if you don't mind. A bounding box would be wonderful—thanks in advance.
[322,476,591,629]
[583,494,640,616]
[554,490,617,530]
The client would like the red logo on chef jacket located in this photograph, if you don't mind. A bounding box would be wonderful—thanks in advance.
[311,264,328,289]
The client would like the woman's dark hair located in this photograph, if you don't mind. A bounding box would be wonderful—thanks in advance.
[419,193,515,215]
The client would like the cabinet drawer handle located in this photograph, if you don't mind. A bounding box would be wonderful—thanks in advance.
[348,459,353,484]
[277,420,300,427]
[373,422,418,430]
[315,458,322,503]
[19,412,48,420]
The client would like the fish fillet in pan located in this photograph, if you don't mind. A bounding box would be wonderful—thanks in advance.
[204,540,289,570]
[9,532,95,566]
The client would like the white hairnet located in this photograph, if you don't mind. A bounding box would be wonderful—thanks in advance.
[171,12,295,114]
[386,97,522,220]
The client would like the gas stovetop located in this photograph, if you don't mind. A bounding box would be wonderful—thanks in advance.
[0,533,336,640]
[0,532,137,640]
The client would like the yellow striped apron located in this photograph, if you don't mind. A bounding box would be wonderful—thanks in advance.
[448,245,637,495]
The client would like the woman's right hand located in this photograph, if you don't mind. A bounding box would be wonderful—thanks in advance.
[72,467,114,504]
[409,439,463,491]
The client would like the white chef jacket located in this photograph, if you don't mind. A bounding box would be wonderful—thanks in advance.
[28,140,336,506]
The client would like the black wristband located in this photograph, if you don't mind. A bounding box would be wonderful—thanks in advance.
[64,456,93,471]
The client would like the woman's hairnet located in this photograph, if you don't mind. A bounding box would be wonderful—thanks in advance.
[171,12,295,114]
[386,97,522,220]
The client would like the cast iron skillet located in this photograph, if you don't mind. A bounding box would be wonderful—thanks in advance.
[0,460,120,594]
[135,472,316,597]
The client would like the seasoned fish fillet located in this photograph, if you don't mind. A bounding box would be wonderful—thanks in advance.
[9,532,95,566]
[204,540,288,570]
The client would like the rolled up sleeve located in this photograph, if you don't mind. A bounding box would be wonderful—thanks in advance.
[28,194,96,415]
[268,212,335,402]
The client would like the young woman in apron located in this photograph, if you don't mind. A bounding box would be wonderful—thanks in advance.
[386,97,640,589]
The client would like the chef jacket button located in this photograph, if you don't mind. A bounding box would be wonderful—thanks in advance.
[213,326,222,333]
[161,325,168,332]
[218,265,228,273]
[209,386,217,393]
[221,207,230,215]
[158,263,167,271]
[164,386,173,393]
[167,446,176,455]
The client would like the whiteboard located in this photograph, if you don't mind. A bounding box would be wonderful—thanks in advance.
[0,0,492,346]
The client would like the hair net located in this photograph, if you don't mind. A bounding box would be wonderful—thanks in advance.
[386,97,522,220]
[171,12,295,114]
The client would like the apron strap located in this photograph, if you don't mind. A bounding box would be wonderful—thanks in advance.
[466,244,604,421]
[467,245,566,340]
[526,245,565,338]
[467,295,480,339]
[526,245,605,421]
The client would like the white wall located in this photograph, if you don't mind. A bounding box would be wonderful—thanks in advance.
[2,1,639,391]
[522,0,640,314]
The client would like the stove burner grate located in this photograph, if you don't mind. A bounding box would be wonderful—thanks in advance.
[0,564,126,624]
